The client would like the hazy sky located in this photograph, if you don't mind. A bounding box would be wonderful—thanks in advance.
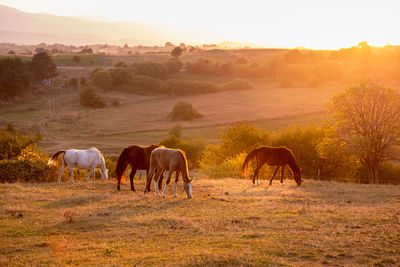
[1,0,399,49]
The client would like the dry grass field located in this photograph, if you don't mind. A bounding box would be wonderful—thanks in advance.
[0,178,399,266]
[0,82,340,155]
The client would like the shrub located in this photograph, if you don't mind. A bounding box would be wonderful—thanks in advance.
[132,62,168,79]
[220,79,254,91]
[164,58,183,74]
[80,86,106,108]
[200,153,247,178]
[91,70,112,90]
[169,124,182,138]
[123,75,161,94]
[0,125,58,183]
[110,68,131,87]
[162,80,219,95]
[159,135,207,168]
[0,124,41,160]
[168,101,202,121]
[186,58,217,75]
[69,78,78,88]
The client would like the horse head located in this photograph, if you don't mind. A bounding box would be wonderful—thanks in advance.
[102,168,109,180]
[183,177,193,199]
[294,169,302,185]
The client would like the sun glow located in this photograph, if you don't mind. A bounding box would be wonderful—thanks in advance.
[0,0,399,49]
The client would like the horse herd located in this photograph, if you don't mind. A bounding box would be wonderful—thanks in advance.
[48,144,302,199]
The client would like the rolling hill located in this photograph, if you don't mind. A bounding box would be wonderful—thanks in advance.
[0,4,195,45]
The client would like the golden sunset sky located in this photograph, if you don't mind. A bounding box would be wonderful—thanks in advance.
[0,0,399,49]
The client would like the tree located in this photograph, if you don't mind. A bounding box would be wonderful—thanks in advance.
[91,70,112,90]
[31,51,57,84]
[0,57,33,100]
[80,86,105,108]
[171,46,183,58]
[330,80,400,183]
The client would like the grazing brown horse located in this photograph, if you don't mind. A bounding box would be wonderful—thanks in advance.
[144,147,193,199]
[241,146,302,186]
[115,144,163,191]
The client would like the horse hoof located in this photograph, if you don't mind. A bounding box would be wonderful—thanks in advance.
[174,195,178,198]
[162,195,166,198]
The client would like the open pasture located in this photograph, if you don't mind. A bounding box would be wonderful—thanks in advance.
[0,83,339,155]
[0,179,399,266]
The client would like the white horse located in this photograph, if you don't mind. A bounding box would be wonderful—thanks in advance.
[48,147,108,183]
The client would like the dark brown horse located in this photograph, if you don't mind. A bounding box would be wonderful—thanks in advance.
[241,146,302,186]
[115,144,163,191]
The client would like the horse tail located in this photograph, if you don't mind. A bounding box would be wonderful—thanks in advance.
[115,148,130,182]
[48,151,65,166]
[241,149,258,177]
[177,149,191,183]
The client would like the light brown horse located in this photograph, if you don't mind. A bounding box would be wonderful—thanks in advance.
[115,144,163,191]
[241,146,302,186]
[144,147,193,199]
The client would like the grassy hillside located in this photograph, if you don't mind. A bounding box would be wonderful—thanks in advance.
[0,179,399,266]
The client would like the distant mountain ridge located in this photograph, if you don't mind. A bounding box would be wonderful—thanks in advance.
[0,4,195,45]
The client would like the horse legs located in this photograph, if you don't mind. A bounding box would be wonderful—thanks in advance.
[252,168,260,185]
[280,165,285,185]
[87,167,95,182]
[162,170,174,198]
[158,170,164,193]
[69,166,74,183]
[144,165,157,194]
[154,169,163,197]
[173,171,180,197]
[269,166,280,185]
[129,168,137,192]
[57,164,66,183]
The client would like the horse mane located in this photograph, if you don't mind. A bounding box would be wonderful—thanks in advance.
[286,148,300,174]
[176,149,191,183]
[115,147,132,180]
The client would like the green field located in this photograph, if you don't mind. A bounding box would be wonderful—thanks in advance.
[1,179,399,266]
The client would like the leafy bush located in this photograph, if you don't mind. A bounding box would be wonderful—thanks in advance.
[164,58,183,74]
[91,70,112,90]
[159,135,207,168]
[168,101,202,121]
[132,62,168,79]
[0,125,58,183]
[169,124,182,138]
[162,80,219,95]
[219,79,254,91]
[110,67,131,87]
[186,58,217,75]
[80,86,106,108]
[0,124,41,160]
[123,75,161,94]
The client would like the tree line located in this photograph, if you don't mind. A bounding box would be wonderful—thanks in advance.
[0,52,57,100]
